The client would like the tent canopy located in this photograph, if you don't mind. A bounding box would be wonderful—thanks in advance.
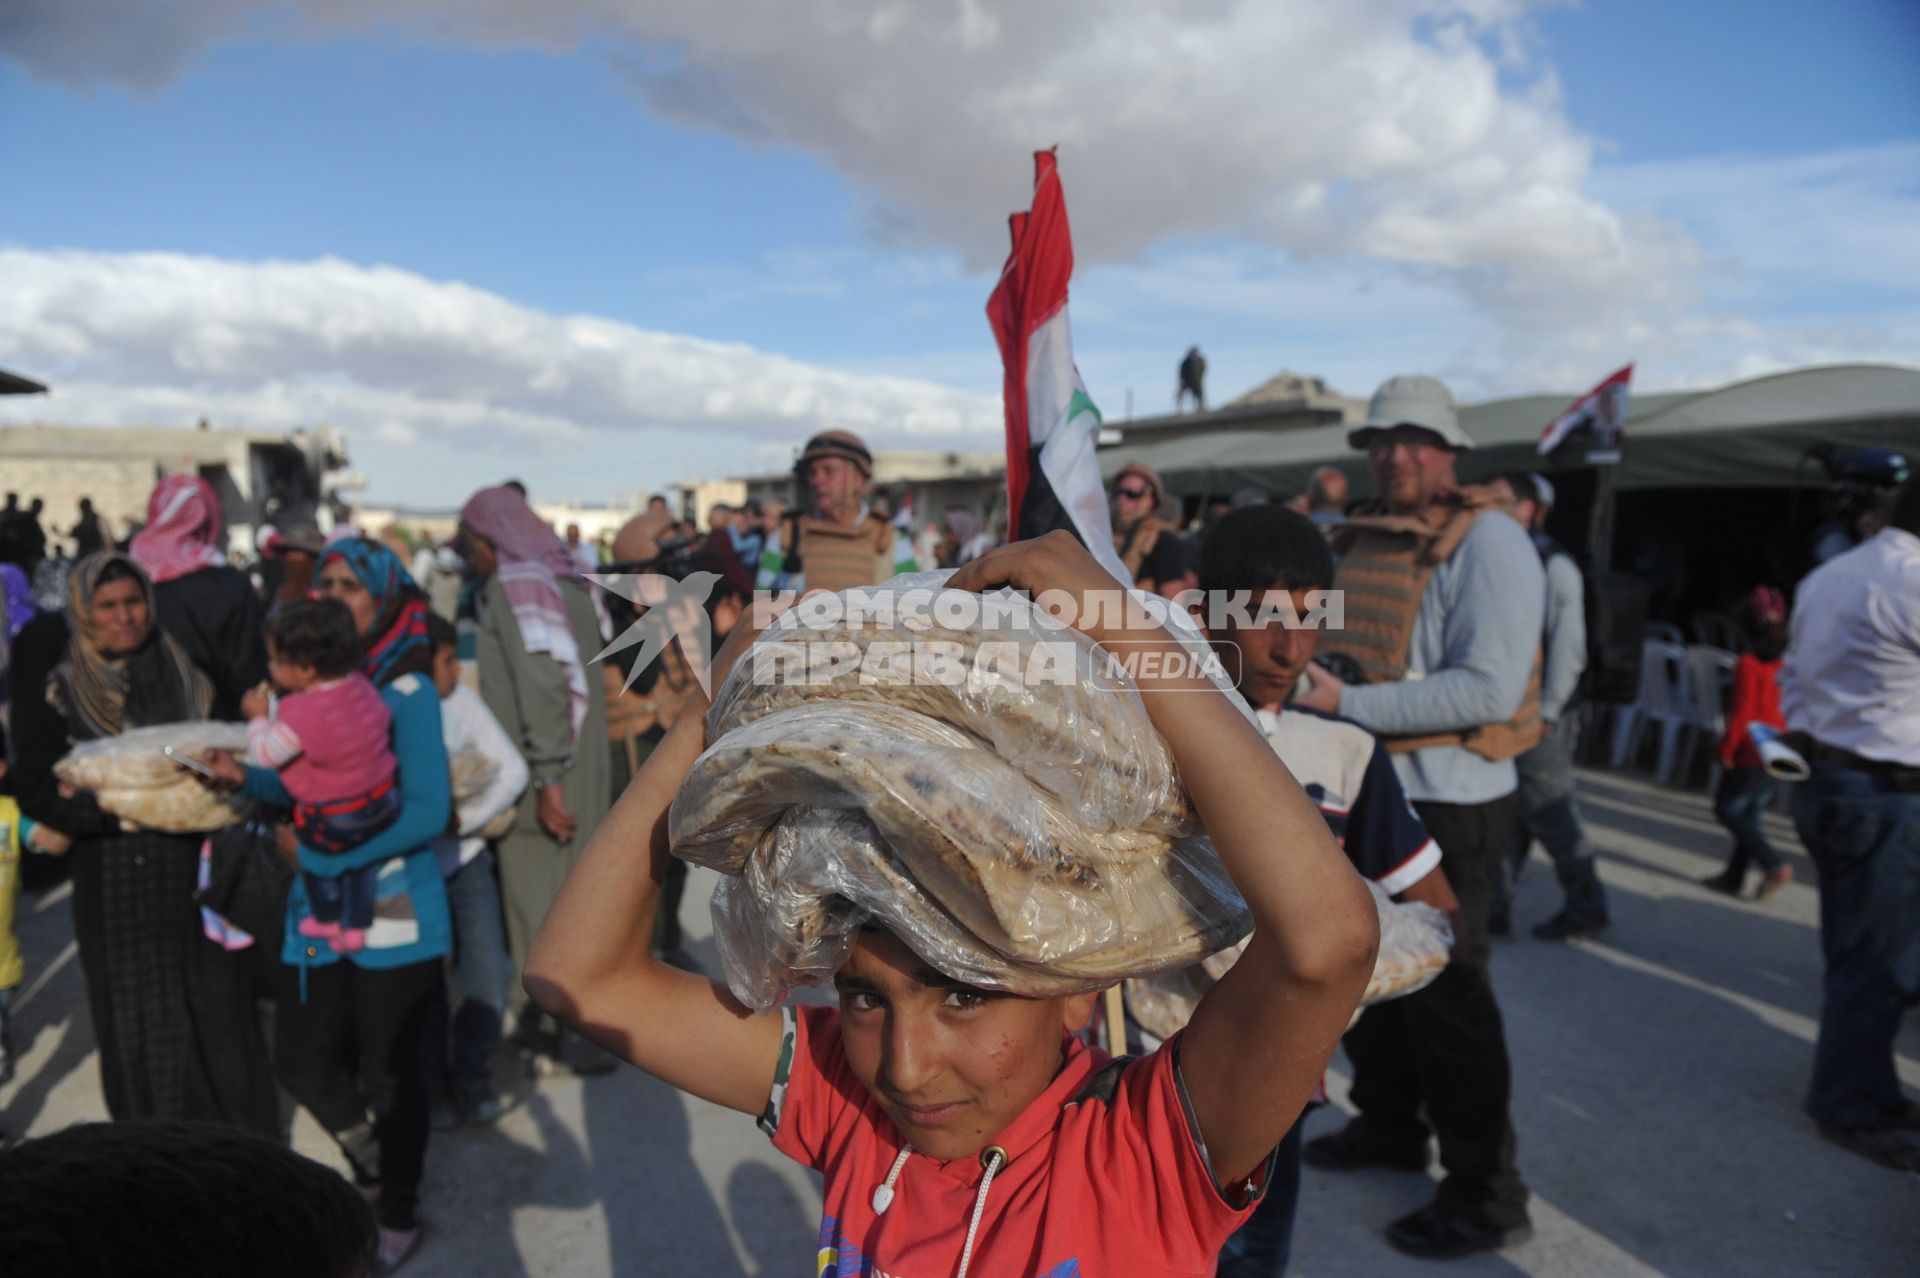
[1101,363,1920,498]
[0,368,47,395]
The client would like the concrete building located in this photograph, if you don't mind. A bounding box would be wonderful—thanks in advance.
[0,419,352,558]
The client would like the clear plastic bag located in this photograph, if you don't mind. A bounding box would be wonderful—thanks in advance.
[55,721,257,832]
[1124,878,1454,1039]
[55,722,257,833]
[672,700,1249,1012]
[55,722,251,791]
[708,575,1194,835]
[676,568,1261,1012]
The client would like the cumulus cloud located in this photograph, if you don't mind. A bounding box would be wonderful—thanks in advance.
[0,248,1001,499]
[3,0,1694,333]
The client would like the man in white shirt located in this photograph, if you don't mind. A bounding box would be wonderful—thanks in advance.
[1779,475,1920,1173]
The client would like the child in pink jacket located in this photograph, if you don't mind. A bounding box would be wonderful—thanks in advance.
[245,598,400,951]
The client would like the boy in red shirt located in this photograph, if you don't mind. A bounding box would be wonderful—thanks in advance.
[1701,586,1794,900]
[526,533,1380,1277]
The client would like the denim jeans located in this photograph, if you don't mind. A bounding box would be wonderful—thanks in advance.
[1713,767,1783,877]
[1793,764,1919,1128]
[1216,1115,1303,1277]
[1500,723,1609,927]
[424,847,510,1098]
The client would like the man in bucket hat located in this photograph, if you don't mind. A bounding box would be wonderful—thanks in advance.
[1293,373,1544,1259]
[756,430,918,594]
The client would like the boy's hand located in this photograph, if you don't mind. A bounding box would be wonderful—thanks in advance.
[944,530,1149,648]
[240,684,273,722]
[28,825,73,856]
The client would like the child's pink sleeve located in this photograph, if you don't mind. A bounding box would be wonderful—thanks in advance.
[246,713,304,770]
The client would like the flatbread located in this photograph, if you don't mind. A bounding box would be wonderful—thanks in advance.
[1125,882,1451,1039]
[674,702,1247,994]
[91,780,254,834]
[708,591,1193,836]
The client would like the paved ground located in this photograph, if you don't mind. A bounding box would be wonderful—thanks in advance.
[5,766,1918,1276]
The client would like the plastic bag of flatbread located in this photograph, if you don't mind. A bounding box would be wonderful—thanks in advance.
[708,573,1218,835]
[672,573,1253,1013]
[1124,879,1453,1040]
[55,722,255,833]
[450,748,521,840]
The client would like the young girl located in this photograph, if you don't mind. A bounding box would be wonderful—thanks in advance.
[244,597,400,952]
[524,532,1379,1276]
[1702,586,1793,901]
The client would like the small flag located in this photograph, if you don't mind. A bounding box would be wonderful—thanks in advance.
[1539,363,1633,462]
[986,150,1132,585]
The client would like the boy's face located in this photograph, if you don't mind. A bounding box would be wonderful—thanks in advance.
[834,929,1098,1162]
[1208,585,1321,710]
[265,641,319,694]
[431,643,460,699]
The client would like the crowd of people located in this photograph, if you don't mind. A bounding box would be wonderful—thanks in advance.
[0,386,1914,1276]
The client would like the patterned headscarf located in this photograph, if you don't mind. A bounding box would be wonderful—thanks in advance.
[460,486,591,744]
[320,538,434,688]
[129,474,228,584]
[51,552,212,741]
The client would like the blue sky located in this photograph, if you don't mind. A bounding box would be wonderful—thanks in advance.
[1,0,1915,506]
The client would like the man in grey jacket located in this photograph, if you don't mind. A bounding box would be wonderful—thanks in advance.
[1489,472,1611,940]
[1294,374,1542,1259]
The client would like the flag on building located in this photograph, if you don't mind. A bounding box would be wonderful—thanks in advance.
[1539,363,1633,462]
[986,150,1132,585]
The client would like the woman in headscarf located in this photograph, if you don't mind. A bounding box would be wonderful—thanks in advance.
[129,474,267,721]
[458,485,612,1076]
[206,538,452,1271]
[8,553,236,1122]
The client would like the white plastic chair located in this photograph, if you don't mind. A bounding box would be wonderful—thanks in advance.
[1684,645,1738,790]
[1647,621,1687,646]
[1610,639,1693,783]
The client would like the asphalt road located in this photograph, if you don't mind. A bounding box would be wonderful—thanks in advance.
[5,765,1916,1276]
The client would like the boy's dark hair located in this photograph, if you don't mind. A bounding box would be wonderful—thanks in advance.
[426,611,457,652]
[1199,505,1335,599]
[264,597,362,678]
[0,1120,376,1278]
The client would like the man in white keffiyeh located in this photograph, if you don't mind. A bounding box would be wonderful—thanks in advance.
[459,485,617,1076]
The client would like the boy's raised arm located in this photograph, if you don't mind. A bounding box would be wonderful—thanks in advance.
[523,627,785,1117]
[948,534,1379,1186]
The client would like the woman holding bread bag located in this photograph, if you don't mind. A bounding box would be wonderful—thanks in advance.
[9,551,233,1122]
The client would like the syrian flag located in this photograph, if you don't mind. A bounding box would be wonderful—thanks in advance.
[987,150,1132,585]
[1539,363,1633,460]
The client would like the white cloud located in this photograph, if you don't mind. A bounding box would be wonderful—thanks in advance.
[3,2,1912,468]
[3,0,1693,334]
[0,248,1000,501]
